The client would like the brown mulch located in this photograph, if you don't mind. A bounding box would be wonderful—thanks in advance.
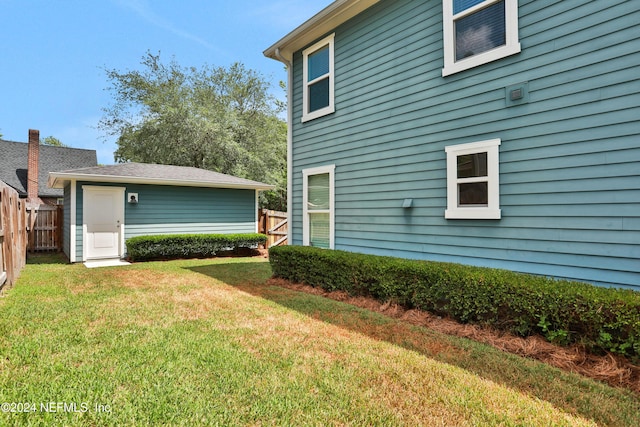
[266,278,640,394]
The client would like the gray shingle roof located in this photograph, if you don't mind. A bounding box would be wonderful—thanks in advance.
[48,162,274,190]
[0,139,98,197]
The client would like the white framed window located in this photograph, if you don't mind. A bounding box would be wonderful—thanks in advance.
[445,139,501,219]
[302,33,335,122]
[442,0,520,76]
[302,165,335,248]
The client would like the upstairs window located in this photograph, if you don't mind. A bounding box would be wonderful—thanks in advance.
[302,33,335,122]
[445,139,501,219]
[442,0,520,76]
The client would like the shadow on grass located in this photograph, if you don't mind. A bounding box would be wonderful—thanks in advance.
[26,252,69,265]
[187,262,640,427]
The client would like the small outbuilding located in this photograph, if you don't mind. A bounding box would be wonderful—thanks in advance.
[48,162,274,263]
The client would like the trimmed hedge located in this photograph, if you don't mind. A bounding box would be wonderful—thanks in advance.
[269,245,640,361]
[126,233,267,262]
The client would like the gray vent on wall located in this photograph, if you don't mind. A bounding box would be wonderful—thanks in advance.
[506,82,529,107]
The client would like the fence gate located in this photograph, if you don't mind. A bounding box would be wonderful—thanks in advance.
[27,205,63,252]
[258,209,288,248]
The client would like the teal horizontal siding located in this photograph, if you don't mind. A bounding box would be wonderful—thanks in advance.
[122,184,255,238]
[125,223,256,238]
[289,0,640,288]
[337,243,640,288]
[63,183,71,260]
[73,182,256,259]
[76,184,84,261]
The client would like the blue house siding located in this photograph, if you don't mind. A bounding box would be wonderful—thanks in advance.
[288,0,640,288]
[75,183,84,261]
[62,183,71,260]
[73,182,256,260]
[121,184,256,239]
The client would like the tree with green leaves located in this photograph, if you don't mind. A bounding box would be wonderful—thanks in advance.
[99,53,287,210]
[40,136,68,147]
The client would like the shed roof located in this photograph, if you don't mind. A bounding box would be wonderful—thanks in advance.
[0,139,97,197]
[48,162,275,191]
[263,0,380,63]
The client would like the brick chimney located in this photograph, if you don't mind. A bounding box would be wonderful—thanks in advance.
[27,129,40,202]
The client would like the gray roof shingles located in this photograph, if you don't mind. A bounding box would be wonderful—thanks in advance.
[51,162,273,189]
[0,139,98,197]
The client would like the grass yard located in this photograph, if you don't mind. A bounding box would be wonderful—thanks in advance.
[0,255,638,426]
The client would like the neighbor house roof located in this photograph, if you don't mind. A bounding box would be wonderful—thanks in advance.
[0,139,98,198]
[48,162,275,191]
[263,0,381,63]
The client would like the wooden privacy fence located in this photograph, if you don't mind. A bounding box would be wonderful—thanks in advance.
[258,209,288,248]
[27,205,63,252]
[0,181,27,289]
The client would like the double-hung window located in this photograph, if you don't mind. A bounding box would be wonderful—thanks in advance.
[302,33,335,122]
[442,0,520,76]
[445,139,501,219]
[302,165,335,248]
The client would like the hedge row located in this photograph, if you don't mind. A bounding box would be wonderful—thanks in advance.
[269,245,640,361]
[126,233,267,261]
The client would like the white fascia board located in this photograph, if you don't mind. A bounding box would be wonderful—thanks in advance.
[264,0,381,63]
[49,172,274,191]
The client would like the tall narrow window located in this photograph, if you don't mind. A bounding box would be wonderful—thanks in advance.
[303,165,335,248]
[445,139,501,219]
[302,34,335,122]
[442,0,520,76]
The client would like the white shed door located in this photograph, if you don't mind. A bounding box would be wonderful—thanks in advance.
[84,186,124,260]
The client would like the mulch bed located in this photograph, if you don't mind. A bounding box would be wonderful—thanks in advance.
[267,278,640,394]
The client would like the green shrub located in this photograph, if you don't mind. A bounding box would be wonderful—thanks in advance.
[269,245,640,361]
[126,233,267,262]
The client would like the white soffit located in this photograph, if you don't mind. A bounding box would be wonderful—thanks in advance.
[264,0,381,63]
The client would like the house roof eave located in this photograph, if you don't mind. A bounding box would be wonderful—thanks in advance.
[263,0,381,63]
[48,172,275,192]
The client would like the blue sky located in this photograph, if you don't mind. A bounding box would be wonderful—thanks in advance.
[1,0,333,164]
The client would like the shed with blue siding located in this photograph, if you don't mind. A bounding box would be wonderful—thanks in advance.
[48,163,273,263]
[265,0,640,289]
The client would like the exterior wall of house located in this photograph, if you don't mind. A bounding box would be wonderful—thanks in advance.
[289,0,640,288]
[63,183,71,260]
[75,183,84,261]
[121,183,256,238]
[73,182,257,260]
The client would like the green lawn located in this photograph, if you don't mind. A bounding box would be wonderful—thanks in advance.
[0,255,638,426]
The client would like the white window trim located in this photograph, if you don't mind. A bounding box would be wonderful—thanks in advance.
[302,33,335,123]
[442,0,521,77]
[302,164,335,248]
[445,139,501,219]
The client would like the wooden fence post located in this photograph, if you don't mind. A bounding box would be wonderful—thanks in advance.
[56,205,64,252]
